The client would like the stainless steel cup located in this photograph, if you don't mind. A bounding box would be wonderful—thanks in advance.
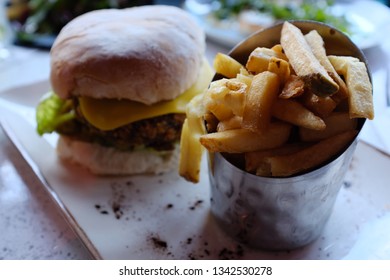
[208,21,371,250]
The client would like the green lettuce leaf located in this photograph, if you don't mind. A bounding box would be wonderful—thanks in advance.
[36,92,75,135]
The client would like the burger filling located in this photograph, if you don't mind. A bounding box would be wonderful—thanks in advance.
[36,59,214,152]
[36,93,184,151]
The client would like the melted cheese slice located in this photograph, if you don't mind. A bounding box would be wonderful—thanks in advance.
[79,59,213,131]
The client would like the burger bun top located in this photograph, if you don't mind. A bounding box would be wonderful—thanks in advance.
[50,5,205,105]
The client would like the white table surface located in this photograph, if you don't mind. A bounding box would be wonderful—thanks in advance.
[0,40,227,260]
[0,27,389,259]
[0,47,91,259]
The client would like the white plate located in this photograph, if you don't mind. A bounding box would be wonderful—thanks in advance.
[1,81,390,260]
[185,0,390,50]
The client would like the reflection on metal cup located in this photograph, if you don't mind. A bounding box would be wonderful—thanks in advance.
[209,139,356,250]
[207,20,371,250]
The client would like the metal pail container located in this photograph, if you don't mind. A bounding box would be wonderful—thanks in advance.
[208,20,371,250]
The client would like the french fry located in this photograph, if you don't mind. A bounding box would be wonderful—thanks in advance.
[223,80,247,116]
[236,67,253,87]
[204,79,229,97]
[299,112,358,142]
[345,61,374,119]
[245,143,308,173]
[203,79,246,121]
[236,73,253,87]
[213,52,244,78]
[217,115,242,132]
[328,55,374,119]
[204,79,247,110]
[266,130,358,177]
[268,57,291,84]
[281,21,339,97]
[179,119,202,183]
[246,47,288,74]
[279,75,305,99]
[328,55,359,71]
[272,98,326,130]
[304,30,349,103]
[242,71,280,132]
[199,122,292,153]
[301,90,337,118]
[204,112,218,133]
[179,94,207,183]
[203,94,233,121]
[271,44,288,61]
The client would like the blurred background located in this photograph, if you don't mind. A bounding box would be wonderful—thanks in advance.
[1,0,389,50]
[5,0,154,48]
[0,0,389,261]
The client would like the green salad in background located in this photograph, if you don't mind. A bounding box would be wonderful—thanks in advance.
[7,0,351,47]
[7,0,153,48]
[211,0,350,33]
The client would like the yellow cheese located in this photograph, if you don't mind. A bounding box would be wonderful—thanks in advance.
[79,59,213,131]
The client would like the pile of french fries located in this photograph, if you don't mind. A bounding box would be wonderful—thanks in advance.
[179,21,373,183]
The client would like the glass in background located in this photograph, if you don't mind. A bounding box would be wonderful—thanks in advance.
[0,0,12,60]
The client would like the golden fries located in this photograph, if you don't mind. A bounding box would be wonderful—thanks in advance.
[279,75,305,99]
[328,55,359,70]
[217,115,242,132]
[272,99,326,130]
[299,112,358,142]
[246,47,288,74]
[179,21,373,182]
[304,30,349,103]
[346,61,374,119]
[203,79,247,121]
[245,143,308,174]
[242,71,280,132]
[214,52,244,78]
[271,44,287,59]
[301,90,337,118]
[328,55,374,120]
[199,122,292,153]
[268,57,291,84]
[281,21,339,97]
[266,130,358,177]
[223,81,247,116]
[179,94,207,183]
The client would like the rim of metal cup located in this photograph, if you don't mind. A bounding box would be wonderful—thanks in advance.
[227,20,370,71]
[210,20,372,179]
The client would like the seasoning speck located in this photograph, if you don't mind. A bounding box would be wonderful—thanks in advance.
[218,245,244,259]
[189,200,204,210]
[148,235,168,250]
[343,181,352,188]
[166,204,174,209]
[112,202,124,220]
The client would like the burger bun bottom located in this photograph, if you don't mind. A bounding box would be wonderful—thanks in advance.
[57,136,179,175]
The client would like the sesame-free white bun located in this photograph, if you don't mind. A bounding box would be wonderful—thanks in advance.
[50,5,205,105]
[57,136,180,175]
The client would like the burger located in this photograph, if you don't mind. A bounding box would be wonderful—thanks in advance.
[36,5,213,175]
